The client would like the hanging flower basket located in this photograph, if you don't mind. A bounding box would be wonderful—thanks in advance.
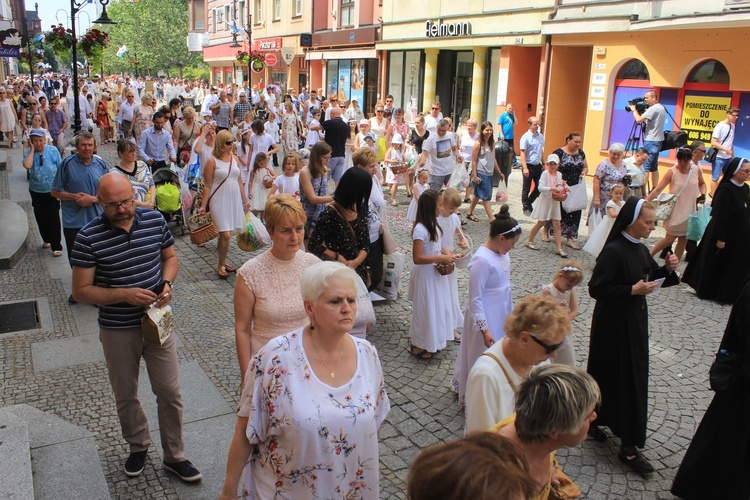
[44,24,75,59]
[236,50,265,68]
[79,28,110,58]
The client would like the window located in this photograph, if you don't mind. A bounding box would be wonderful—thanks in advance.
[216,7,224,27]
[193,0,205,31]
[293,0,302,17]
[254,0,263,23]
[225,5,231,30]
[616,59,650,81]
[387,51,424,119]
[238,1,245,24]
[340,0,354,27]
[209,9,215,33]
[274,0,281,20]
[687,60,730,84]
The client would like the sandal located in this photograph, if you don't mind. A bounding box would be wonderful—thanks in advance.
[524,242,540,251]
[453,332,462,343]
[555,249,568,258]
[52,250,63,257]
[463,198,471,204]
[541,229,551,243]
[566,240,581,250]
[466,213,479,222]
[408,345,432,359]
[217,266,229,279]
[224,265,237,273]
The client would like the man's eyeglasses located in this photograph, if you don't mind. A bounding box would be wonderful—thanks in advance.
[529,334,564,355]
[102,199,135,212]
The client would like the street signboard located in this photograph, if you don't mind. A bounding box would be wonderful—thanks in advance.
[280,47,295,66]
[0,23,22,58]
[265,53,277,66]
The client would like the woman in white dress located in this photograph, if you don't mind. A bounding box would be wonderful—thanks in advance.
[408,189,456,358]
[452,205,521,403]
[198,130,249,278]
[220,262,390,500]
[0,87,18,148]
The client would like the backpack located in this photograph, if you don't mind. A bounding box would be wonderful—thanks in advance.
[155,182,181,213]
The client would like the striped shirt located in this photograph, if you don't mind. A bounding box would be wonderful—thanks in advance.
[71,207,175,329]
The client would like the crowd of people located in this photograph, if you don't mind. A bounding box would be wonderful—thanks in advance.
[14,72,750,498]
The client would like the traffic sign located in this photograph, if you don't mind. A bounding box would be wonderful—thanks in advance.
[265,53,277,66]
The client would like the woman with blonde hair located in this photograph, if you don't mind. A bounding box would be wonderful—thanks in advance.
[198,129,250,278]
[221,261,390,499]
[173,106,200,166]
[131,93,155,141]
[234,194,320,380]
[464,294,571,432]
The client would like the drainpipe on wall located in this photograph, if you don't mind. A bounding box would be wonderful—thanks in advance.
[539,0,561,131]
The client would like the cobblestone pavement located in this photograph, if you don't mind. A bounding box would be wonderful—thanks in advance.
[1,138,731,499]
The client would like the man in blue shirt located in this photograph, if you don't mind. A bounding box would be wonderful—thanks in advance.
[23,129,63,256]
[71,173,201,483]
[497,103,518,167]
[51,131,109,269]
[137,111,177,172]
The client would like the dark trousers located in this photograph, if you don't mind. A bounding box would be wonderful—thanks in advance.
[522,163,543,212]
[63,227,81,266]
[366,236,384,292]
[29,191,63,251]
[150,160,167,173]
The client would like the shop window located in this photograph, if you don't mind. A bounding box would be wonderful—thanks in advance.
[387,51,423,121]
[687,60,729,84]
[617,59,649,80]
[341,0,355,27]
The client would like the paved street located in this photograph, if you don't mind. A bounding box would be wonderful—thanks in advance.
[0,138,731,499]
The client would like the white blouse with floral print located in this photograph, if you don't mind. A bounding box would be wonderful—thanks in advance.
[238,328,390,499]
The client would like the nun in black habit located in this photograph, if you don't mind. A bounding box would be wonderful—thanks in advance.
[682,157,750,305]
[671,278,750,499]
[586,197,680,473]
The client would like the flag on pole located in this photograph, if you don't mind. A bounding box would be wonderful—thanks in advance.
[116,45,128,58]
[33,33,44,42]
[228,24,240,33]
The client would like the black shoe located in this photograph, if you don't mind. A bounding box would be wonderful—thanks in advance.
[163,460,202,482]
[68,294,77,304]
[659,245,673,259]
[618,448,655,473]
[587,425,608,443]
[124,451,147,477]
[523,208,532,217]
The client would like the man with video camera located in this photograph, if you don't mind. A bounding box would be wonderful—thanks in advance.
[630,90,665,191]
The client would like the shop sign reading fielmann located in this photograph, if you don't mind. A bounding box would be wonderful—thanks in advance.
[425,20,472,38]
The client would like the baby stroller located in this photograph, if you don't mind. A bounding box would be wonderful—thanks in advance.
[153,165,187,235]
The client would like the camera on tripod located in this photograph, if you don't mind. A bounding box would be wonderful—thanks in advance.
[625,97,649,114]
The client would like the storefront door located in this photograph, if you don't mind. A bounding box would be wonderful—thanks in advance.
[436,50,474,125]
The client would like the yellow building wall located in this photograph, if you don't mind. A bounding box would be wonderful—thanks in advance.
[545,46,592,153]
[550,28,750,169]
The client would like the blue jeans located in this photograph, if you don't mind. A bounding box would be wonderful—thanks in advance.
[328,156,346,182]
[428,174,451,191]
[643,140,663,172]
[712,156,732,181]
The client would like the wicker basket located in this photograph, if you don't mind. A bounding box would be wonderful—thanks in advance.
[262,174,274,189]
[435,262,455,276]
[188,214,219,245]
[390,164,408,175]
[552,192,568,203]
[454,235,473,269]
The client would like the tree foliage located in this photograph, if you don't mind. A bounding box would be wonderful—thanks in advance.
[101,0,205,77]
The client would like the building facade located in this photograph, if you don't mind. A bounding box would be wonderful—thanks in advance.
[542,0,750,168]
[377,1,555,126]
[306,0,381,113]
[190,0,311,91]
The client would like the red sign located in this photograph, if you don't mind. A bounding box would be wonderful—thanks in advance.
[265,53,277,66]
[252,37,282,52]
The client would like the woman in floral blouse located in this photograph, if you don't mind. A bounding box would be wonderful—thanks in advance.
[309,167,373,285]
[220,261,390,500]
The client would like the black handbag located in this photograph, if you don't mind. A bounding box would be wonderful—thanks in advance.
[709,349,740,392]
[660,130,688,151]
[659,107,688,152]
[705,127,731,164]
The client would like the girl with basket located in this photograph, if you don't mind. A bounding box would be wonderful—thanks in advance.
[248,152,276,222]
[524,154,569,258]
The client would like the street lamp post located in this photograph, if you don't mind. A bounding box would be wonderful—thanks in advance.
[69,0,116,134]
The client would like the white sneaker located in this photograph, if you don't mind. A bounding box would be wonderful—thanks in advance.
[391,200,398,207]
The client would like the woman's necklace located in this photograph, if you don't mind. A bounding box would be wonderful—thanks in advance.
[310,329,346,379]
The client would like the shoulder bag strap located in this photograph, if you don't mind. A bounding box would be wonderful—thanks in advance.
[663,105,680,129]
[205,156,233,212]
[674,165,694,199]
[331,202,357,239]
[482,351,518,394]
[719,125,731,145]
[180,125,194,150]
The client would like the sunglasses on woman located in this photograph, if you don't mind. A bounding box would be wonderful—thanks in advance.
[529,334,564,355]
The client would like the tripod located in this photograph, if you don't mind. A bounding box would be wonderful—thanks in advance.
[625,120,645,156]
